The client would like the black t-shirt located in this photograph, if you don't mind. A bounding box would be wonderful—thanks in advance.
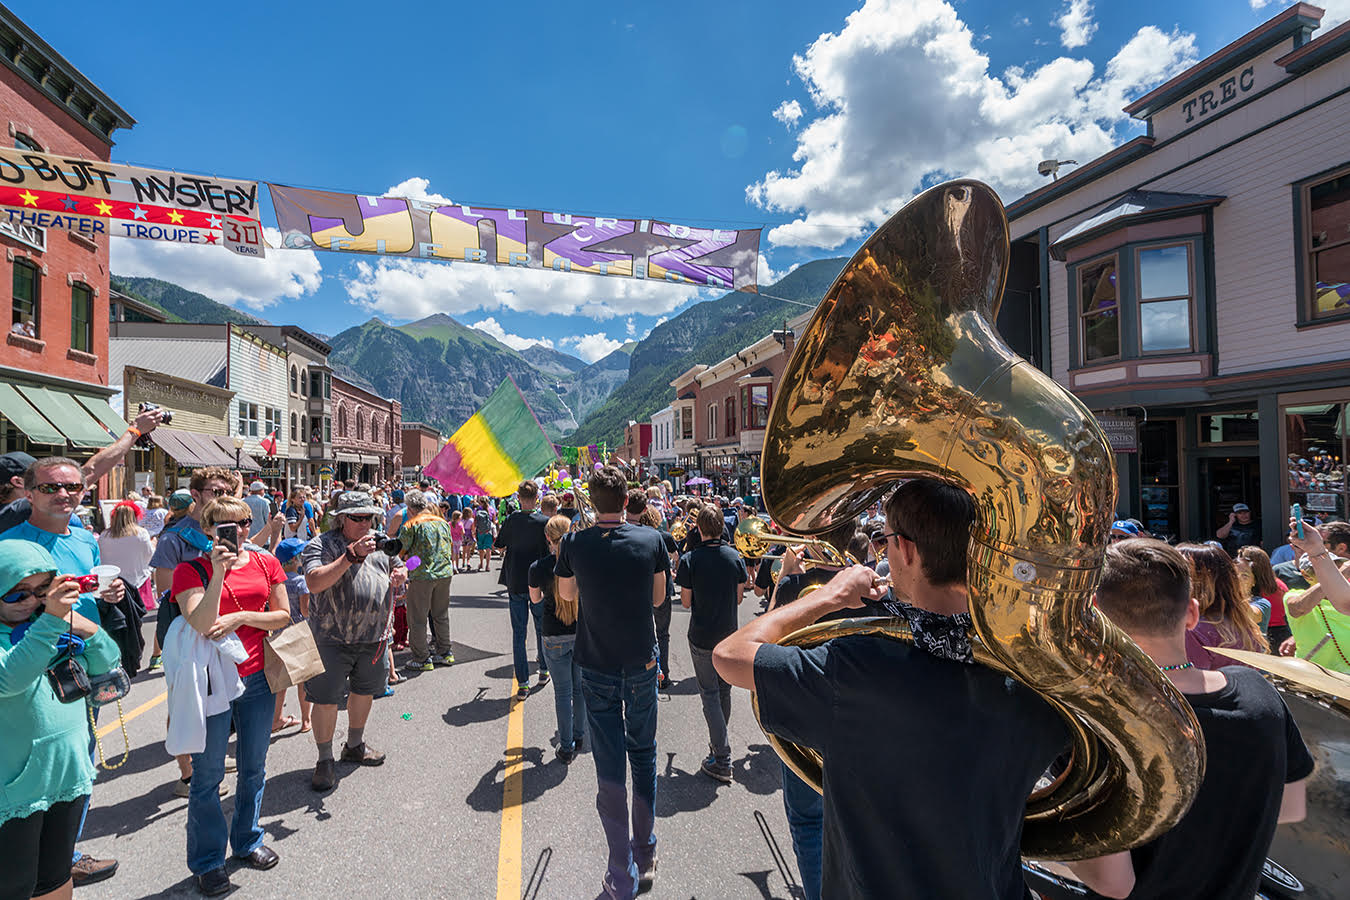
[1085,666,1314,900]
[1222,519,1260,555]
[494,510,549,593]
[676,541,748,650]
[657,529,678,599]
[555,523,669,673]
[558,505,578,521]
[527,552,575,637]
[755,636,1068,899]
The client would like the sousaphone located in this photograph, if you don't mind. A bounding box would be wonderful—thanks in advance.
[754,180,1204,858]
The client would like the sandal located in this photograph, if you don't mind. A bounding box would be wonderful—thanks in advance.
[387,672,405,685]
[271,715,299,733]
[299,723,312,733]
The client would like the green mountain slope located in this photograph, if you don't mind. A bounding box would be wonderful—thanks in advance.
[327,318,579,439]
[110,275,270,326]
[523,343,589,378]
[566,258,846,445]
[561,343,634,424]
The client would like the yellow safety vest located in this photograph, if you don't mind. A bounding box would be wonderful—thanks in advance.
[1284,589,1350,674]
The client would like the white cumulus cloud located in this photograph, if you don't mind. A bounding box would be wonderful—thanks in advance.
[469,316,553,351]
[746,0,1199,250]
[562,333,625,363]
[772,99,804,127]
[1057,0,1097,49]
[111,226,322,311]
[1251,0,1348,26]
[383,177,454,205]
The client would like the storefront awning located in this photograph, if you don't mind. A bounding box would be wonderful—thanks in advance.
[150,428,233,468]
[205,435,261,471]
[334,451,360,463]
[74,395,129,436]
[13,385,112,448]
[0,381,66,445]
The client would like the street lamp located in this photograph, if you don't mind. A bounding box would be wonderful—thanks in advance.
[233,435,245,472]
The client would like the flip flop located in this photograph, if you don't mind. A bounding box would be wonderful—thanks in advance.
[271,716,299,733]
[299,723,312,733]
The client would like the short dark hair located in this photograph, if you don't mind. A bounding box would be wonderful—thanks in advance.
[884,479,975,586]
[626,489,648,517]
[1323,521,1350,554]
[697,505,723,539]
[517,480,539,502]
[24,457,82,490]
[588,466,627,514]
[1096,539,1192,637]
[846,530,870,561]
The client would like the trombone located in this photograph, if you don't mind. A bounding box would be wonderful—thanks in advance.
[733,516,849,569]
[669,508,698,542]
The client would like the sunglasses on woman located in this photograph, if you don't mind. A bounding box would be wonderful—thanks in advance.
[2,582,52,604]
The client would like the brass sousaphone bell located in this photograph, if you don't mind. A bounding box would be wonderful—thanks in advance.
[755,180,1205,858]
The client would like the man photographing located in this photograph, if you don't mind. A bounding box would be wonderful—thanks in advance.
[302,492,407,792]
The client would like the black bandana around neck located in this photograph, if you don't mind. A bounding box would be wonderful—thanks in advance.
[873,596,975,664]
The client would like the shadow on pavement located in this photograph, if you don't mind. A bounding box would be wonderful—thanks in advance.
[735,743,787,796]
[522,845,553,900]
[739,868,795,900]
[464,745,569,812]
[82,780,190,840]
[655,750,719,816]
[443,688,512,726]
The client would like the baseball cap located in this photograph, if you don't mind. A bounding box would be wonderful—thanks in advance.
[0,451,36,482]
[392,489,405,502]
[249,481,266,493]
[1232,503,1251,513]
[275,537,307,565]
[1110,520,1140,536]
[731,497,744,507]
[169,489,194,510]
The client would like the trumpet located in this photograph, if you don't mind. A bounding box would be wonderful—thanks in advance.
[669,509,698,542]
[733,516,848,568]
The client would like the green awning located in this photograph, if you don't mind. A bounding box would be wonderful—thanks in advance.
[74,394,128,436]
[0,381,66,445]
[13,385,112,448]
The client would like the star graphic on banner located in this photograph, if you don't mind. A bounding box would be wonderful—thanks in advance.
[681,229,761,287]
[18,190,38,207]
[94,200,114,216]
[60,195,79,211]
[167,209,184,224]
[130,205,148,220]
[204,232,218,244]
[585,227,702,271]
[207,215,222,229]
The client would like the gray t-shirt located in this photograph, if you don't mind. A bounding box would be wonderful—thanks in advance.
[243,494,272,536]
[301,529,404,645]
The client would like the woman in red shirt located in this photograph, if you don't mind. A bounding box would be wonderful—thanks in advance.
[172,497,291,897]
[1238,545,1290,650]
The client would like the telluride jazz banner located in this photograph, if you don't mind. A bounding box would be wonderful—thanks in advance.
[0,149,264,256]
[270,183,761,291]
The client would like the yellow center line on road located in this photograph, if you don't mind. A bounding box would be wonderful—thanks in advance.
[496,679,527,900]
[97,689,167,738]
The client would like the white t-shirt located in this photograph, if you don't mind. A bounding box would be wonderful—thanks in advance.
[97,529,155,588]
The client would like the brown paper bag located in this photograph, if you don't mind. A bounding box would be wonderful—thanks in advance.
[263,620,325,692]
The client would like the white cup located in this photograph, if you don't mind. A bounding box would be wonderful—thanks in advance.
[90,564,120,589]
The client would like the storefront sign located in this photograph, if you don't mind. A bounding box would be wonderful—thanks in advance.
[736,458,752,475]
[1181,66,1254,126]
[318,464,334,476]
[258,467,282,478]
[1097,415,1139,453]
[0,216,45,251]
[1305,492,1340,512]
[668,467,685,476]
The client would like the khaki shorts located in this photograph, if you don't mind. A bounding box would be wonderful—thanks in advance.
[305,639,388,704]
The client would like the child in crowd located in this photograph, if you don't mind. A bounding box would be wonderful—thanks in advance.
[272,538,312,733]
[462,511,476,571]
[450,510,465,574]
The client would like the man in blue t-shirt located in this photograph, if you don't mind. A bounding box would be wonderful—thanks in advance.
[555,466,669,900]
[0,455,123,887]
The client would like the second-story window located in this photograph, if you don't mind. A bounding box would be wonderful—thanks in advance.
[291,412,298,441]
[12,259,39,339]
[726,397,737,436]
[1078,256,1119,362]
[291,366,299,394]
[70,282,93,353]
[1305,167,1350,320]
[238,402,259,437]
[681,408,693,440]
[357,409,365,441]
[707,403,717,441]
[1137,244,1193,354]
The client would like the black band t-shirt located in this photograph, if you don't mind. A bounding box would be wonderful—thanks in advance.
[555,523,669,673]
[494,510,549,594]
[527,551,576,637]
[676,541,748,650]
[755,635,1068,899]
[1084,666,1313,900]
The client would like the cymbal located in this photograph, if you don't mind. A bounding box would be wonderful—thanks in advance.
[1204,646,1350,703]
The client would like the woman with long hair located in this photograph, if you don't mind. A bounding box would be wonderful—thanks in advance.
[143,494,169,538]
[169,497,291,896]
[98,502,156,612]
[1237,545,1290,650]
[1176,542,1268,668]
[529,514,586,762]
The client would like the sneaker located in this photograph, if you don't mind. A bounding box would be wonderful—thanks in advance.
[311,758,336,791]
[600,873,625,900]
[147,654,162,671]
[340,742,386,766]
[638,853,658,891]
[574,734,585,752]
[173,777,227,798]
[378,685,395,698]
[556,745,577,764]
[536,670,550,687]
[405,658,434,672]
[700,754,733,784]
[435,652,455,666]
[516,685,531,700]
[70,854,118,887]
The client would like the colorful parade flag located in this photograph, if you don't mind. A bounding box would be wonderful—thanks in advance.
[269,183,761,291]
[424,378,558,497]
[0,148,264,256]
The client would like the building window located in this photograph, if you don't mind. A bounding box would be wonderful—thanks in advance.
[1078,255,1119,362]
[1137,244,1193,354]
[324,416,331,442]
[12,259,39,338]
[680,407,693,441]
[725,397,737,436]
[264,406,282,439]
[1198,411,1258,444]
[741,384,772,429]
[291,366,299,394]
[1305,167,1350,320]
[1286,401,1347,521]
[291,412,298,441]
[356,409,365,441]
[70,282,93,353]
[707,403,717,441]
[237,401,259,437]
[14,132,41,152]
[338,407,348,437]
[371,418,380,445]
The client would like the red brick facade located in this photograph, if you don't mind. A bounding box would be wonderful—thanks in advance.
[331,375,402,480]
[401,422,442,472]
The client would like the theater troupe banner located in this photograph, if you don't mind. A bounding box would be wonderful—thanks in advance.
[0,149,264,257]
[270,183,761,291]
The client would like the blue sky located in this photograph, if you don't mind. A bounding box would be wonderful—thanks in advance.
[16,0,1345,360]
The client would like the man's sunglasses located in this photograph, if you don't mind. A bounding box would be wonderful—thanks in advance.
[345,514,375,523]
[202,487,231,497]
[35,482,84,495]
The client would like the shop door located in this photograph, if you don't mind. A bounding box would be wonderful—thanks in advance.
[1197,456,1261,541]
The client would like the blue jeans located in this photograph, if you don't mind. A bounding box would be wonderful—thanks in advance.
[541,634,587,751]
[688,642,731,764]
[508,591,548,685]
[187,671,275,875]
[73,705,99,863]
[580,657,659,899]
[782,763,823,900]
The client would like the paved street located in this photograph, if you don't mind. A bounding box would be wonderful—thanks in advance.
[80,568,803,900]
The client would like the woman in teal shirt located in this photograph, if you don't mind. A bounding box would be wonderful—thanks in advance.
[0,541,120,900]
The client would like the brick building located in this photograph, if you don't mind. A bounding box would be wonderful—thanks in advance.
[0,8,136,463]
[619,421,651,478]
[331,375,402,483]
[401,421,442,478]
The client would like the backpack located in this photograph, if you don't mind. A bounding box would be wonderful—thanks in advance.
[474,509,492,534]
[153,557,210,649]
